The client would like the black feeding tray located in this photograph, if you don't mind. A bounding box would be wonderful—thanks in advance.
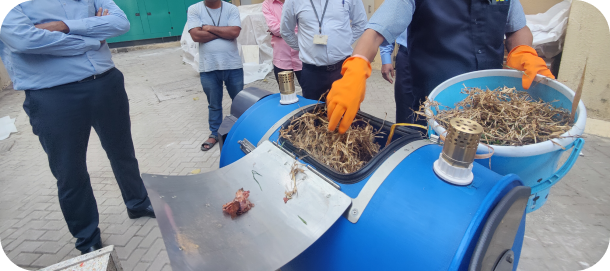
[278,107,423,184]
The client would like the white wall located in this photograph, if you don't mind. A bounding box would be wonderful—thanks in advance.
[558,0,610,121]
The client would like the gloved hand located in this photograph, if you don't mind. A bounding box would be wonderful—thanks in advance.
[506,45,555,89]
[327,56,371,134]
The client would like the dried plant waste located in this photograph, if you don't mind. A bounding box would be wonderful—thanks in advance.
[283,162,304,203]
[279,106,382,174]
[417,86,574,146]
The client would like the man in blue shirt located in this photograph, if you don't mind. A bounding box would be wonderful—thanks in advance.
[325,0,555,134]
[280,0,368,101]
[379,30,413,124]
[0,0,155,254]
[187,0,242,151]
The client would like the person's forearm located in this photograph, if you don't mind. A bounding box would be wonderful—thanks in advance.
[505,26,533,52]
[206,26,241,40]
[280,28,298,50]
[280,0,299,50]
[190,28,219,43]
[0,6,102,56]
[63,2,129,40]
[352,29,386,62]
[262,5,281,36]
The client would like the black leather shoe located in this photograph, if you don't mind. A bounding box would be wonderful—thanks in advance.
[127,205,156,219]
[81,240,103,255]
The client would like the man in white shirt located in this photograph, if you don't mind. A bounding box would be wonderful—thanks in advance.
[188,0,243,151]
[280,0,367,101]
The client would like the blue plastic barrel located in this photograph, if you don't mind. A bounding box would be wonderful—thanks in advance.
[426,70,587,212]
[219,94,528,270]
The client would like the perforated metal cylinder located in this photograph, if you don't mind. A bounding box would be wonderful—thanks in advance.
[441,118,484,168]
[278,71,295,95]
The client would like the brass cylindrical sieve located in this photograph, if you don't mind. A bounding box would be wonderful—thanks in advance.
[278,71,295,95]
[441,118,484,168]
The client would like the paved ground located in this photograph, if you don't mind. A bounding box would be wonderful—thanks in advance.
[0,45,608,271]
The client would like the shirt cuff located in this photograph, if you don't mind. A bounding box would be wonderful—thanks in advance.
[63,19,88,36]
[380,54,392,65]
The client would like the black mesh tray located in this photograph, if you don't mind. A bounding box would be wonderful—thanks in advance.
[278,107,423,184]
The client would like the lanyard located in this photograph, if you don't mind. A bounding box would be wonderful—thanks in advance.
[309,0,329,34]
[204,2,223,27]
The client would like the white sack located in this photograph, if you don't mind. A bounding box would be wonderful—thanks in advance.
[181,24,200,71]
[181,3,273,84]
[525,0,572,59]
[0,116,17,141]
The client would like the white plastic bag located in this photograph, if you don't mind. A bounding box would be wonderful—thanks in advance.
[526,0,572,58]
[180,3,273,84]
[181,24,199,71]
[0,116,17,140]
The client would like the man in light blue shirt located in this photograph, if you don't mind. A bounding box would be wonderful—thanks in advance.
[378,30,413,123]
[0,0,155,255]
[188,0,242,151]
[280,0,367,100]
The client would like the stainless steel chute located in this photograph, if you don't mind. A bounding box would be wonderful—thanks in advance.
[142,141,352,271]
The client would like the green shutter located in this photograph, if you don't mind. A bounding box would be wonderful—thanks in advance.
[141,0,173,34]
[109,0,203,43]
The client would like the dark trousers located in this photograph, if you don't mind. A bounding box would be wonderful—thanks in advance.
[300,58,347,101]
[23,68,151,252]
[273,65,302,86]
[395,45,426,127]
[199,68,244,137]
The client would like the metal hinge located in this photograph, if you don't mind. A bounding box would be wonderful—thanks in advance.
[238,138,256,155]
[306,165,341,190]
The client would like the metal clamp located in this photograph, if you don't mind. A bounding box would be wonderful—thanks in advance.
[346,140,433,223]
[238,138,256,155]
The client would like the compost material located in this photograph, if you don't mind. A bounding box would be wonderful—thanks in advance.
[279,106,381,174]
[417,86,573,146]
[222,188,254,218]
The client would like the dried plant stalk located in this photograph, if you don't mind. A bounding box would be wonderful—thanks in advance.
[283,162,305,203]
[416,86,574,146]
[279,106,382,174]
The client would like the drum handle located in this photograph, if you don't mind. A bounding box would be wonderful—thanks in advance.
[531,138,585,194]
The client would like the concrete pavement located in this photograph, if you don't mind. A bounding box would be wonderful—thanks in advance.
[0,45,608,270]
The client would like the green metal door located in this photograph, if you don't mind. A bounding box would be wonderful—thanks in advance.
[142,0,173,34]
[108,0,199,43]
[168,0,188,36]
[109,0,145,42]
[184,0,201,9]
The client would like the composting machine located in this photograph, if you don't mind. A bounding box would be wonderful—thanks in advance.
[142,79,531,271]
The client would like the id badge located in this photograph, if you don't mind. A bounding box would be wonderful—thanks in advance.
[313,34,328,45]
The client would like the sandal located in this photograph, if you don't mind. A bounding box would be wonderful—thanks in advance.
[201,135,218,152]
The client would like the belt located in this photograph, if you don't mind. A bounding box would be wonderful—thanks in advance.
[78,68,115,83]
[303,57,348,71]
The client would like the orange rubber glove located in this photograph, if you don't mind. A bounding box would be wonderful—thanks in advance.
[506,45,555,89]
[327,56,371,134]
